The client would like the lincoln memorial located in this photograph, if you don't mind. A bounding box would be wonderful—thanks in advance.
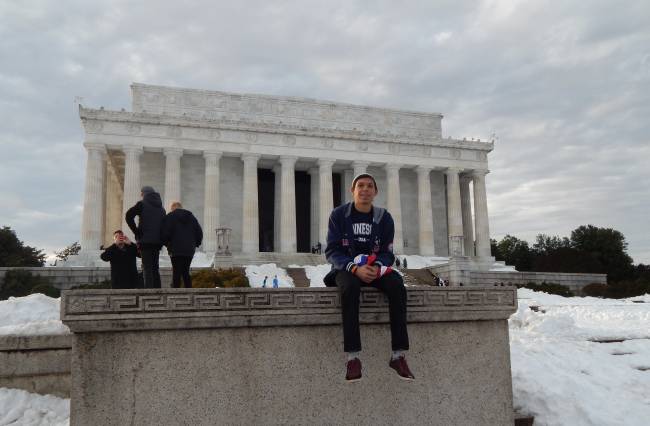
[76,83,494,266]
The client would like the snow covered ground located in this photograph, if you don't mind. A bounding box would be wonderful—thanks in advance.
[0,388,69,426]
[1,266,648,425]
[0,294,69,336]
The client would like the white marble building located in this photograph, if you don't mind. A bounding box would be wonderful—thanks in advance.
[78,83,494,264]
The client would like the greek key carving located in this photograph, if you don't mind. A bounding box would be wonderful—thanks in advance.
[63,288,516,317]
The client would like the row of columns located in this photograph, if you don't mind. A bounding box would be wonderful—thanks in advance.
[80,144,491,258]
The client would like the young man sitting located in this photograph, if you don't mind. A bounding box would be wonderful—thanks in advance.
[324,173,414,382]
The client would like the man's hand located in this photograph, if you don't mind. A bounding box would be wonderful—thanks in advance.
[354,264,379,284]
[123,236,132,245]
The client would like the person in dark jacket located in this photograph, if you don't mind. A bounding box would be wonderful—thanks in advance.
[100,230,140,289]
[125,186,166,288]
[324,173,414,382]
[161,201,203,288]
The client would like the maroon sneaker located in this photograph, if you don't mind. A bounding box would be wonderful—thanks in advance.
[346,358,362,382]
[389,356,415,380]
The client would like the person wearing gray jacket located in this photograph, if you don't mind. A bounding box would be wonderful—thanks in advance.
[125,186,166,288]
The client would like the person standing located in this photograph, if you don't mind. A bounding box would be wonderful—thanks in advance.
[272,275,279,288]
[262,276,268,288]
[324,173,414,382]
[161,201,203,289]
[100,230,140,289]
[125,186,166,288]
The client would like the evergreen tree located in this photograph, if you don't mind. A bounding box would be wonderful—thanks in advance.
[0,226,46,267]
[570,225,634,282]
[55,242,81,262]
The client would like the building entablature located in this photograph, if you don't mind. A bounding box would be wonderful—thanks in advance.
[79,107,493,152]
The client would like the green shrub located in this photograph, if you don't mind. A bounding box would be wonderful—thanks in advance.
[516,282,574,297]
[69,280,112,290]
[223,276,249,288]
[605,279,650,299]
[189,268,249,288]
[0,270,58,300]
[582,283,608,298]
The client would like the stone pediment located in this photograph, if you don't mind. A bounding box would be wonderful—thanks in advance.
[131,83,443,143]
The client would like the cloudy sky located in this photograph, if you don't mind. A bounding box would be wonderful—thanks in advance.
[1,0,649,263]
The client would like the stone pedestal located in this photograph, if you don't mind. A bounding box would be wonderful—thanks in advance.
[62,287,516,426]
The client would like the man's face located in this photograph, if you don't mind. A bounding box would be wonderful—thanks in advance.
[351,177,377,205]
[113,232,125,244]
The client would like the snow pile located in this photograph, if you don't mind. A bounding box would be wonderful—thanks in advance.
[0,388,69,426]
[511,289,650,425]
[244,264,294,287]
[0,294,69,336]
[398,255,449,269]
[190,252,214,267]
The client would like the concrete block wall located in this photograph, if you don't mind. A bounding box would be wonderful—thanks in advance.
[471,271,607,293]
[0,334,72,398]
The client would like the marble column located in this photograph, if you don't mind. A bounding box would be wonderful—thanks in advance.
[80,143,106,251]
[308,167,319,248]
[416,166,435,256]
[163,147,183,211]
[385,164,404,254]
[104,161,123,246]
[241,154,260,253]
[202,151,221,252]
[273,165,280,251]
[472,170,492,258]
[318,159,335,245]
[460,175,475,256]
[121,145,143,241]
[353,161,369,179]
[279,156,298,253]
[445,168,464,257]
[343,169,353,203]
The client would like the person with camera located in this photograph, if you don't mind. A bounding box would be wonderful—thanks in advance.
[100,230,140,289]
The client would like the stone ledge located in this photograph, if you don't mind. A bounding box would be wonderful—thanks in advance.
[61,287,517,332]
[0,334,72,351]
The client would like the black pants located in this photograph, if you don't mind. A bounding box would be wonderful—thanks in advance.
[140,245,161,288]
[171,256,193,288]
[335,270,409,352]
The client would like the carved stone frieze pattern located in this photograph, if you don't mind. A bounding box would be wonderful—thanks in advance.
[131,84,444,141]
[126,123,141,135]
[84,120,104,132]
[283,135,296,146]
[166,126,182,138]
[63,288,515,317]
[79,107,494,153]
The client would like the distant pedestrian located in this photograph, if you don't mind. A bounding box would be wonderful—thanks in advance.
[162,201,203,289]
[100,230,140,289]
[402,257,408,269]
[262,276,268,288]
[272,275,279,288]
[395,257,401,269]
[126,186,166,288]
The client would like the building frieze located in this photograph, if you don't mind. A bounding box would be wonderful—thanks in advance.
[80,107,494,153]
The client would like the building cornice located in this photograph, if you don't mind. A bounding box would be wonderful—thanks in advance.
[80,107,494,152]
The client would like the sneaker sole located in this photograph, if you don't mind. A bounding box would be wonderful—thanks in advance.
[346,377,362,382]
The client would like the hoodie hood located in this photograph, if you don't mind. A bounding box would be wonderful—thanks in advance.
[142,191,163,208]
[171,208,193,224]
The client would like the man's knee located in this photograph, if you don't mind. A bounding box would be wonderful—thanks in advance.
[336,271,362,296]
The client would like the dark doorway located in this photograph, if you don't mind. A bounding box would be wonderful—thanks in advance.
[295,171,311,253]
[258,169,275,252]
[333,173,342,208]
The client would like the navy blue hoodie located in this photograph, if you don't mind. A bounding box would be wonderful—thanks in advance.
[324,202,395,285]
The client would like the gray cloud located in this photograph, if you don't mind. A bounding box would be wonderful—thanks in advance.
[1,0,648,262]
